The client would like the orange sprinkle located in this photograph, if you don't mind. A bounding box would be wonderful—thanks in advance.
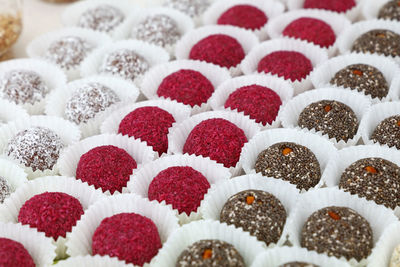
[328,211,341,220]
[203,249,212,259]
[397,120,400,127]
[376,33,386,38]
[365,166,377,174]
[398,1,400,7]
[246,195,255,205]
[282,147,293,156]
[352,69,363,76]
[324,105,332,112]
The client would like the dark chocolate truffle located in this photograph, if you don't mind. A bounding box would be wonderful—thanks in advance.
[0,238,35,267]
[0,176,11,203]
[298,100,359,142]
[176,239,245,267]
[78,5,125,33]
[351,29,400,57]
[378,0,400,21]
[279,263,319,267]
[304,0,356,13]
[220,189,287,245]
[164,0,209,18]
[217,4,268,30]
[301,206,373,261]
[254,142,321,190]
[371,115,400,149]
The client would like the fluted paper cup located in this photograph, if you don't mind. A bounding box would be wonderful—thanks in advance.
[362,0,396,20]
[0,99,28,124]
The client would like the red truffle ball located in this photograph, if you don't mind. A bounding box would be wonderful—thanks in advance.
[189,34,245,68]
[118,107,175,156]
[217,4,268,30]
[224,85,282,125]
[304,0,356,13]
[148,166,211,215]
[76,145,137,194]
[92,212,162,266]
[183,118,247,168]
[18,192,84,240]
[0,238,35,267]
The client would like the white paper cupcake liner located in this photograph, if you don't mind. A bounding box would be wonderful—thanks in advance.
[0,115,81,179]
[240,38,328,95]
[127,154,232,224]
[140,60,231,114]
[56,254,132,267]
[266,9,351,57]
[0,99,28,124]
[285,187,399,266]
[45,75,140,139]
[80,39,170,86]
[279,88,372,149]
[26,27,112,81]
[0,176,105,258]
[0,58,67,115]
[0,157,28,196]
[202,0,285,40]
[151,220,265,267]
[175,25,259,76]
[168,110,261,176]
[310,53,400,103]
[362,0,395,20]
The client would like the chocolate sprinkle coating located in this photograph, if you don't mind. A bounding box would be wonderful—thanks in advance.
[279,262,319,267]
[254,142,321,191]
[298,100,359,142]
[339,157,400,209]
[301,206,373,261]
[78,5,125,33]
[176,239,245,267]
[0,176,11,204]
[330,64,389,99]
[371,115,400,149]
[220,189,287,245]
[351,29,400,57]
[164,0,209,18]
[378,0,400,21]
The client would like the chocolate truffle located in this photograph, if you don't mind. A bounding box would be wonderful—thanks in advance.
[78,5,125,33]
[65,82,120,124]
[220,189,287,245]
[0,238,35,267]
[176,239,245,267]
[371,115,400,149]
[18,192,84,240]
[304,0,356,13]
[183,118,247,168]
[148,166,210,215]
[5,126,64,172]
[378,0,400,21]
[92,212,162,266]
[254,142,321,190]
[279,263,319,267]
[45,36,93,70]
[100,49,150,82]
[0,70,49,105]
[301,206,373,261]
[157,69,215,107]
[352,29,400,57]
[298,100,359,142]
[164,0,209,18]
[330,64,389,99]
[0,176,11,203]
[76,145,137,194]
[257,51,313,82]
[217,4,268,30]
[390,244,400,267]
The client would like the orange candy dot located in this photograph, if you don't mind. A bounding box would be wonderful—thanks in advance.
[397,120,400,127]
[324,105,332,112]
[365,166,377,174]
[352,69,363,76]
[282,147,293,156]
[246,195,255,205]
[328,211,341,220]
[203,249,212,259]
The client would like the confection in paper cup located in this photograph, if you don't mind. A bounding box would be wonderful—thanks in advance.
[151,220,265,267]
[279,88,372,149]
[200,174,300,247]
[168,110,261,176]
[202,0,285,40]
[0,176,105,258]
[56,255,132,267]
[80,39,170,86]
[0,115,81,179]
[140,60,231,114]
[0,58,67,115]
[0,157,28,196]
[266,9,351,57]
[45,75,140,139]
[0,222,56,267]
[127,154,232,224]
[239,128,337,189]
[362,0,395,20]
[26,27,112,80]
[240,38,328,95]
[310,53,400,103]
[174,25,259,76]
[0,99,28,124]
[284,187,398,266]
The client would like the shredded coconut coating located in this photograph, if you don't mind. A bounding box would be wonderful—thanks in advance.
[164,0,210,18]
[78,5,124,33]
[0,176,11,204]
[0,238,35,267]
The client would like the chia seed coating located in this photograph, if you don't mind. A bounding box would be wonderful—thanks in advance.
[78,5,125,33]
[378,0,400,21]
[279,262,319,267]
[254,142,321,191]
[176,239,245,267]
[301,206,373,261]
[298,100,359,142]
[330,64,389,99]
[371,115,400,149]
[352,29,400,57]
[339,157,400,209]
[220,189,287,246]
[0,176,11,204]
[164,0,210,18]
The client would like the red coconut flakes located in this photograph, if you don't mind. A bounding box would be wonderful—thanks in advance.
[148,166,211,215]
[217,4,268,30]
[189,34,245,68]
[92,212,162,266]
[157,69,215,107]
[224,84,282,125]
[76,145,137,194]
[183,118,247,168]
[118,107,175,156]
[18,192,84,240]
[282,17,336,48]
[304,0,356,13]
[257,51,313,82]
[0,238,35,267]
